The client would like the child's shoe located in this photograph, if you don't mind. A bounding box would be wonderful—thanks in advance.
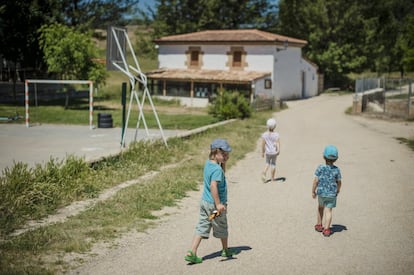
[221,248,238,257]
[185,250,202,264]
[314,224,323,232]
[322,228,332,237]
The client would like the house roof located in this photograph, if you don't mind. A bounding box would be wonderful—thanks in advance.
[146,68,271,83]
[154,29,307,47]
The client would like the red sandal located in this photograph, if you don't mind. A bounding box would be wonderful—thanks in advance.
[322,228,331,237]
[314,224,323,232]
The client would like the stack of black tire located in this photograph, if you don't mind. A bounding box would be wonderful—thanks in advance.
[97,113,113,128]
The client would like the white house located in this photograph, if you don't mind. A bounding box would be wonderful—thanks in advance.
[146,29,319,107]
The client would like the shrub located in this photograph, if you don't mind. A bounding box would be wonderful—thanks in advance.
[208,89,252,120]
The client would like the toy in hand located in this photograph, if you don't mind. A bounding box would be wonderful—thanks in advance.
[208,210,220,221]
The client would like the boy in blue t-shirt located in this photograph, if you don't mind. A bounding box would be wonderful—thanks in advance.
[185,138,237,264]
[312,145,342,237]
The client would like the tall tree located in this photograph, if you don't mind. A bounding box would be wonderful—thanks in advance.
[363,0,414,76]
[0,0,59,100]
[61,0,140,30]
[279,0,367,85]
[0,0,139,88]
[152,0,277,38]
[278,0,414,82]
[402,15,414,72]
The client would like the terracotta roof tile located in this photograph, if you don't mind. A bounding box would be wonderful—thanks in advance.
[146,68,271,83]
[155,29,307,46]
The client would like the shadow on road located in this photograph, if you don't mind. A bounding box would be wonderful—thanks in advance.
[331,224,348,234]
[201,245,252,262]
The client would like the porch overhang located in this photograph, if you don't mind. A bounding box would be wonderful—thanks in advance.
[146,68,271,84]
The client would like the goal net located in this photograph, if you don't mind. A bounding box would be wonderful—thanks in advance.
[24,79,94,129]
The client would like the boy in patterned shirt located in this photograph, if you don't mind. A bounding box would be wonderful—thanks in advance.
[312,145,342,237]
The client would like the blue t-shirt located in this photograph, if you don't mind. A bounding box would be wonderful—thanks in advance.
[201,160,227,204]
[315,164,342,197]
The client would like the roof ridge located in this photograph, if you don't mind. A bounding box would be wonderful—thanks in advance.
[155,29,307,45]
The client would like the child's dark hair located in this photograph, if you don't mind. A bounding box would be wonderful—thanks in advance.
[209,148,220,159]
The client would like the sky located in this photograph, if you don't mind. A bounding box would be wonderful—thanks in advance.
[138,0,157,13]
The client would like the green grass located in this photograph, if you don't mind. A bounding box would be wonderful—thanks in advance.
[0,98,219,129]
[0,108,275,273]
[395,137,414,151]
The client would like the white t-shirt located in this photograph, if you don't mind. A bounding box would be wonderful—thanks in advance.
[261,131,280,155]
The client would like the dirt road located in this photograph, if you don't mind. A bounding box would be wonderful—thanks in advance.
[68,93,414,275]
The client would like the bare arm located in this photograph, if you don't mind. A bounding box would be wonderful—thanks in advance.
[261,138,265,157]
[312,177,318,199]
[210,180,226,212]
[336,180,342,195]
[276,139,280,155]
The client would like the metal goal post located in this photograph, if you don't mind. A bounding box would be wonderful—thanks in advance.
[24,79,94,129]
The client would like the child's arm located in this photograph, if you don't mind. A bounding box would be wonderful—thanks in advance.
[261,138,266,158]
[276,139,280,155]
[312,177,318,198]
[210,180,226,212]
[336,180,342,196]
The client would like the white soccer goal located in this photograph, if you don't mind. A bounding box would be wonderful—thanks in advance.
[24,79,94,129]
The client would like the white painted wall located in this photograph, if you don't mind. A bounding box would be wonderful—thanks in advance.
[157,44,319,100]
[300,59,319,98]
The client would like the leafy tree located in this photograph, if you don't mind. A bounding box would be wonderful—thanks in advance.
[402,15,414,72]
[61,0,139,30]
[279,0,367,85]
[0,0,139,87]
[0,0,60,100]
[363,0,414,76]
[278,0,414,82]
[152,0,277,38]
[38,23,106,86]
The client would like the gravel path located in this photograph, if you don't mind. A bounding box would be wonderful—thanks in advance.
[67,93,414,275]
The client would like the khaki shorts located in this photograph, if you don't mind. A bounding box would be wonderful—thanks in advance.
[195,200,228,239]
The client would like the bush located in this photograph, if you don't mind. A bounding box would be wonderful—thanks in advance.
[208,90,252,120]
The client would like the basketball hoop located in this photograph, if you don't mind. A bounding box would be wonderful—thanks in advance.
[107,26,168,148]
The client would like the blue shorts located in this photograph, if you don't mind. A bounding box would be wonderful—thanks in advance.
[318,196,337,208]
[195,200,228,239]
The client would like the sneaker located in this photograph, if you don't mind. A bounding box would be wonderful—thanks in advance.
[185,250,202,264]
[261,173,266,183]
[322,228,332,237]
[314,224,323,232]
[221,248,238,257]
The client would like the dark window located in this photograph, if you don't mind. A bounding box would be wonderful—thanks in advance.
[190,51,199,66]
[233,51,242,67]
[165,81,191,97]
[265,79,272,89]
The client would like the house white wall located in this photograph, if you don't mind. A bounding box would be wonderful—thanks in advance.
[157,44,318,100]
[300,58,319,98]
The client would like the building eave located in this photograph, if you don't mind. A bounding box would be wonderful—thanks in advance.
[146,68,271,83]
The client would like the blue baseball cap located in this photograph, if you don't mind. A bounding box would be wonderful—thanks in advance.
[323,145,338,160]
[210,138,232,152]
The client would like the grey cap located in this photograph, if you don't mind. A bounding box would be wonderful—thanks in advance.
[210,138,232,152]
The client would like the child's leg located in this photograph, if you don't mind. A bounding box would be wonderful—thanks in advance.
[317,204,324,225]
[220,237,228,250]
[262,164,269,182]
[270,166,276,181]
[323,207,333,229]
[262,164,269,175]
[190,235,202,255]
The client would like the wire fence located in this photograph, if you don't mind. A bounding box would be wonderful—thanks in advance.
[355,77,413,119]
